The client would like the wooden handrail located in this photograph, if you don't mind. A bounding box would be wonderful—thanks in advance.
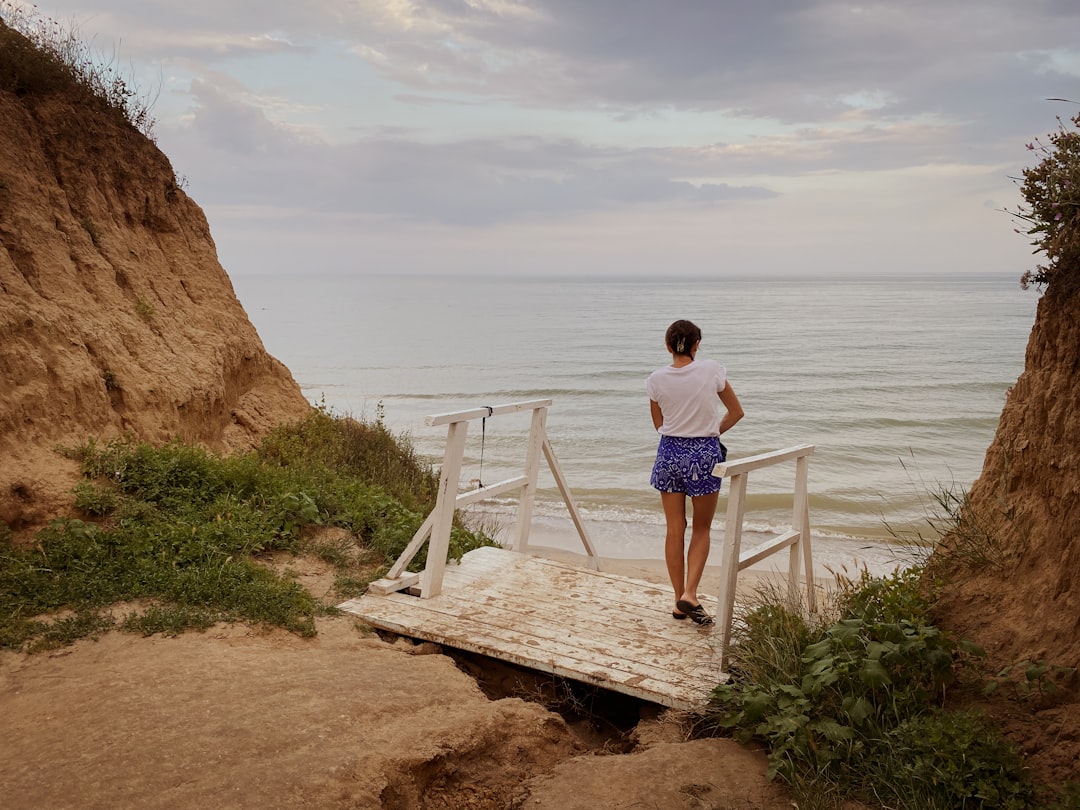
[713,443,815,477]
[369,399,600,598]
[713,444,816,669]
[425,399,553,426]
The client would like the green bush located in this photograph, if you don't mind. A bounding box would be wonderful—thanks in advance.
[1015,112,1080,292]
[2,413,494,650]
[868,711,1032,809]
[258,404,438,511]
[700,566,1030,808]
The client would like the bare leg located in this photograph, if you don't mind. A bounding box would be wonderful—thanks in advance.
[660,491,688,611]
[681,491,719,606]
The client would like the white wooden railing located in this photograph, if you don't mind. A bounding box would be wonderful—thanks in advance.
[712,444,817,667]
[368,399,599,598]
[367,399,816,673]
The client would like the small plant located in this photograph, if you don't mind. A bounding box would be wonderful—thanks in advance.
[164,174,189,203]
[24,611,114,653]
[164,174,187,202]
[983,658,1076,704]
[73,480,118,516]
[870,710,1033,809]
[259,404,440,512]
[135,297,154,321]
[79,216,100,245]
[101,368,119,391]
[927,484,1013,573]
[332,574,373,599]
[1046,782,1080,810]
[121,605,217,637]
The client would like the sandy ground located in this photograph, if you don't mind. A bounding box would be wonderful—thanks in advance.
[0,552,809,810]
[506,514,916,582]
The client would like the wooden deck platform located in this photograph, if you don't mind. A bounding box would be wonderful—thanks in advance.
[338,546,728,710]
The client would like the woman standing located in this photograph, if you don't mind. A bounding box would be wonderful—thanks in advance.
[646,320,744,625]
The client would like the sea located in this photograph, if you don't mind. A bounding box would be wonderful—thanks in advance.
[232,273,1039,567]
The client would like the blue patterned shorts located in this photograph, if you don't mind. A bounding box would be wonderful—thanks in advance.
[650,436,727,496]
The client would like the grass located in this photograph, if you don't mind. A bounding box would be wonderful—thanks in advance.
[0,407,495,651]
[883,453,1020,578]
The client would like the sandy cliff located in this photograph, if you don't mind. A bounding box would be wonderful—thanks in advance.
[0,24,311,532]
[933,274,1080,783]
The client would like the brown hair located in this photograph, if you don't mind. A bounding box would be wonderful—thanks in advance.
[665,320,701,357]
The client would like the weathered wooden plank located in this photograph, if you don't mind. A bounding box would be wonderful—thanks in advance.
[712,443,815,478]
[355,594,720,689]
[366,572,420,595]
[340,547,728,709]
[363,584,721,673]
[541,438,601,566]
[434,549,714,644]
[352,598,720,708]
[352,604,714,708]
[738,529,800,570]
[454,475,528,507]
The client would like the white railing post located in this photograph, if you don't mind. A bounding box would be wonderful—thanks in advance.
[542,438,602,568]
[512,406,546,552]
[369,399,602,596]
[717,471,747,670]
[794,453,815,612]
[712,444,816,670]
[420,419,469,598]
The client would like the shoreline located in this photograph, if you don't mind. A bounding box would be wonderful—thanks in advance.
[491,512,918,578]
[486,512,920,608]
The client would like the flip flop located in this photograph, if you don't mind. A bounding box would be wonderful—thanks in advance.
[672,610,688,620]
[675,599,714,626]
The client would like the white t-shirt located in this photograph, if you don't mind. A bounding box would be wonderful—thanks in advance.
[646,359,727,437]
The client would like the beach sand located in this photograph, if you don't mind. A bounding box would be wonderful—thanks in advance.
[498,512,918,606]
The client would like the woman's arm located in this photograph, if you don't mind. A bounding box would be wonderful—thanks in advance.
[718,381,744,435]
[650,399,664,432]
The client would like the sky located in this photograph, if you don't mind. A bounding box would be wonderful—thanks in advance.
[7,0,1080,278]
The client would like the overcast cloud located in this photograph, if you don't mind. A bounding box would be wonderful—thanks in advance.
[6,0,1079,276]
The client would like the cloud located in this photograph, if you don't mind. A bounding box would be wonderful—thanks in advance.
[13,0,1074,278]
[164,77,778,226]
[330,0,1080,121]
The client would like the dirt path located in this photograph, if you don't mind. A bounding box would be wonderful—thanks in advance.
[0,611,795,809]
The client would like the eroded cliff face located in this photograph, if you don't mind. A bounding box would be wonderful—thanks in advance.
[0,64,311,531]
[933,279,1080,783]
[944,281,1080,655]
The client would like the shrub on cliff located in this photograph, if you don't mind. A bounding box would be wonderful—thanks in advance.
[0,2,155,134]
[1015,111,1080,292]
